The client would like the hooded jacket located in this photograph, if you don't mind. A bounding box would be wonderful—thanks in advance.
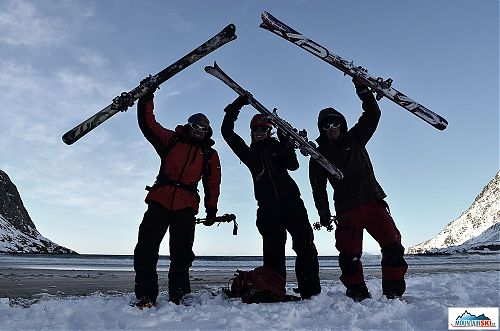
[221,109,301,206]
[309,86,386,215]
[137,94,221,214]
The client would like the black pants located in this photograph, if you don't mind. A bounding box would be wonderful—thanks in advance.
[134,202,196,300]
[256,198,321,296]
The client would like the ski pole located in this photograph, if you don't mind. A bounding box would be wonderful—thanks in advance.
[196,213,238,235]
[313,216,338,232]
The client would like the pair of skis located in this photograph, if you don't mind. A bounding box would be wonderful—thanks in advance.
[204,12,447,178]
[62,13,448,178]
[259,12,448,131]
[205,62,343,180]
[62,24,236,145]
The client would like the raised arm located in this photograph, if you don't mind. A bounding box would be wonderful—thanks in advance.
[220,96,252,162]
[137,93,175,156]
[350,78,381,146]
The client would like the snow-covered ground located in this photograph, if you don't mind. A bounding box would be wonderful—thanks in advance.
[1,270,498,331]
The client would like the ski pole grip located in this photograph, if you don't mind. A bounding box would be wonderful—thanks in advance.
[218,213,236,223]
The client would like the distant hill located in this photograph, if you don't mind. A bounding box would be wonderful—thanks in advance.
[407,172,499,254]
[0,170,75,253]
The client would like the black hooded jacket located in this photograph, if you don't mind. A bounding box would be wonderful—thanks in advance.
[221,109,302,206]
[309,86,386,216]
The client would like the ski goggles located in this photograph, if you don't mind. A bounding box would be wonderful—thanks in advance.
[322,121,341,131]
[251,126,271,133]
[189,123,209,133]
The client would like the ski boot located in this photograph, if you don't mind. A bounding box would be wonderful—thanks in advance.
[134,296,156,309]
[169,287,189,305]
[346,283,371,302]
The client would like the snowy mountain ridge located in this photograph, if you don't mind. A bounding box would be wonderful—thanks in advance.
[407,172,499,254]
[0,170,74,254]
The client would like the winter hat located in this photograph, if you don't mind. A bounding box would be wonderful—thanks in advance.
[188,113,210,126]
[250,114,273,129]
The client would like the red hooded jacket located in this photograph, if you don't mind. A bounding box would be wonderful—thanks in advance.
[137,95,221,214]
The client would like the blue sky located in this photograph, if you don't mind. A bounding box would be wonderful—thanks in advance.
[0,0,498,256]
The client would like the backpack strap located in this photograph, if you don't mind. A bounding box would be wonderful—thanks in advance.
[201,147,215,177]
[146,136,213,198]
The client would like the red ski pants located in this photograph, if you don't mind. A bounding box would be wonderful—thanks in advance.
[335,199,407,287]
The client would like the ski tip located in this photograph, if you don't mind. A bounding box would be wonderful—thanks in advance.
[259,11,297,34]
[436,122,448,131]
[260,11,271,26]
[204,61,219,73]
[224,23,236,32]
[62,133,74,145]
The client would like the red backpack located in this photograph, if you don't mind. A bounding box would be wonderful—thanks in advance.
[224,266,299,303]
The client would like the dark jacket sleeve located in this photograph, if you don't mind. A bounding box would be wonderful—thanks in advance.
[309,158,331,218]
[350,85,381,146]
[202,149,221,213]
[137,94,174,156]
[278,141,299,171]
[221,105,251,164]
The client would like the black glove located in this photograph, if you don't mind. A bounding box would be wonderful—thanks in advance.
[139,75,158,99]
[278,127,297,149]
[276,128,287,142]
[319,209,332,228]
[203,207,217,226]
[352,77,371,98]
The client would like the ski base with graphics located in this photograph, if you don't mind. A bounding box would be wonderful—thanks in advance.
[205,62,343,180]
[259,11,448,131]
[62,24,237,145]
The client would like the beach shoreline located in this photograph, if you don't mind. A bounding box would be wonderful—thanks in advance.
[1,268,330,299]
[1,254,498,299]
[0,268,237,298]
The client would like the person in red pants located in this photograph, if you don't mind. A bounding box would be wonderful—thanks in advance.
[309,78,408,302]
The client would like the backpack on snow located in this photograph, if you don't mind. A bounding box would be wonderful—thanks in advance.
[223,266,300,304]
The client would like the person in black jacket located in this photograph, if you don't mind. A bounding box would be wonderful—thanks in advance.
[221,96,321,299]
[309,78,408,302]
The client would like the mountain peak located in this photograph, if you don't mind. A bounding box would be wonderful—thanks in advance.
[0,170,75,254]
[407,172,499,254]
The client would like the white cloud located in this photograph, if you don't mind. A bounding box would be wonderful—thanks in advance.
[77,49,108,71]
[0,0,70,46]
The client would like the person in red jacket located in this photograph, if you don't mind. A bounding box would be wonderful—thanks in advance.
[133,84,221,308]
[309,78,408,302]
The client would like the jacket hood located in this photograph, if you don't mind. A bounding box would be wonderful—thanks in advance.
[316,107,347,145]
